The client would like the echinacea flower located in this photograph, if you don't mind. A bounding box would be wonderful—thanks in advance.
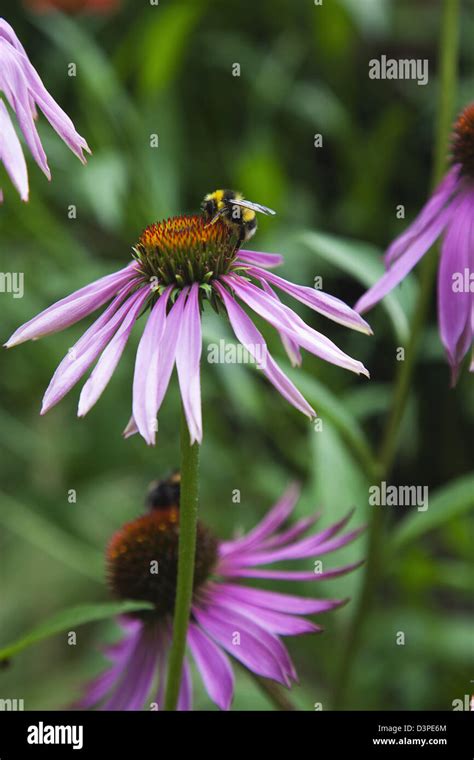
[5,213,371,444]
[80,478,363,711]
[0,17,90,201]
[356,103,474,384]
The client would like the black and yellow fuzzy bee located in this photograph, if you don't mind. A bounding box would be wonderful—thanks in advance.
[201,189,276,247]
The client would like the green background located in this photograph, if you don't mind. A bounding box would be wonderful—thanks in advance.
[0,0,473,711]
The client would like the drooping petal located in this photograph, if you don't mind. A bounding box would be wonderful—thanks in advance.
[355,199,458,314]
[132,288,171,445]
[207,582,346,615]
[223,559,365,581]
[203,590,322,635]
[5,263,138,347]
[0,98,28,201]
[149,289,189,434]
[78,287,150,416]
[235,250,284,268]
[249,266,372,335]
[193,604,295,686]
[0,43,50,177]
[188,624,234,711]
[224,275,370,377]
[100,624,159,711]
[437,193,473,383]
[215,282,314,418]
[259,279,302,366]
[0,19,90,162]
[177,658,193,712]
[40,284,138,414]
[122,415,138,438]
[385,166,461,267]
[175,283,203,445]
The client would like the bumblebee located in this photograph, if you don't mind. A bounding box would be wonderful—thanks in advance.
[146,471,181,511]
[201,189,276,247]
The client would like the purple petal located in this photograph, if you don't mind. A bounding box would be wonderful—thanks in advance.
[218,483,300,558]
[214,282,314,418]
[209,582,346,615]
[250,266,372,334]
[385,166,461,266]
[258,515,319,550]
[203,590,321,635]
[0,99,28,200]
[151,289,188,430]
[355,199,458,314]
[224,526,364,567]
[223,559,365,581]
[132,288,171,445]
[0,20,90,164]
[5,263,138,347]
[123,415,138,438]
[437,193,473,383]
[235,250,284,268]
[101,624,159,711]
[175,284,203,445]
[40,284,137,414]
[177,658,192,712]
[224,275,370,377]
[78,287,150,416]
[188,624,234,710]
[259,279,302,366]
[193,604,295,686]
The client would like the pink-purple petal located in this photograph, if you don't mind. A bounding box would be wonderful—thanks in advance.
[250,265,373,334]
[5,263,138,347]
[437,193,473,382]
[175,284,203,445]
[78,287,150,416]
[214,282,314,418]
[132,288,171,445]
[188,623,234,710]
[0,98,28,200]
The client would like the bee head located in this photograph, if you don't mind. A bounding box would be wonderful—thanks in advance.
[201,195,218,221]
[146,471,181,511]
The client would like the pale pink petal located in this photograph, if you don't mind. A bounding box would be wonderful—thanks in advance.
[5,263,138,347]
[0,98,28,200]
[175,284,203,445]
[78,287,150,416]
[235,250,284,268]
[132,288,171,445]
[215,282,314,418]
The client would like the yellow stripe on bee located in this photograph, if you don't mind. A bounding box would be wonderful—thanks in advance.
[242,208,256,222]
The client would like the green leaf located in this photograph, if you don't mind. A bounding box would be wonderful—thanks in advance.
[0,601,153,662]
[299,230,415,343]
[392,474,474,548]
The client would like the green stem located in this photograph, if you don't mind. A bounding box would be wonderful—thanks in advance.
[163,407,200,711]
[333,0,459,710]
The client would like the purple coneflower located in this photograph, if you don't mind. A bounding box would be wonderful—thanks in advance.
[0,17,90,201]
[80,478,363,711]
[356,103,474,384]
[6,214,371,444]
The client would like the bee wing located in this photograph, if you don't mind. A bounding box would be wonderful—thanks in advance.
[229,199,276,216]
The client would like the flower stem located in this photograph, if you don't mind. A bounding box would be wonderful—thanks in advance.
[163,407,200,711]
[333,0,459,710]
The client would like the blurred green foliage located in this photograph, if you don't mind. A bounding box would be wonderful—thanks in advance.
[0,0,473,711]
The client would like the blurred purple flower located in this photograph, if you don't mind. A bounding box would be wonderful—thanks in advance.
[356,103,474,384]
[5,214,371,444]
[80,482,363,711]
[0,17,90,201]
